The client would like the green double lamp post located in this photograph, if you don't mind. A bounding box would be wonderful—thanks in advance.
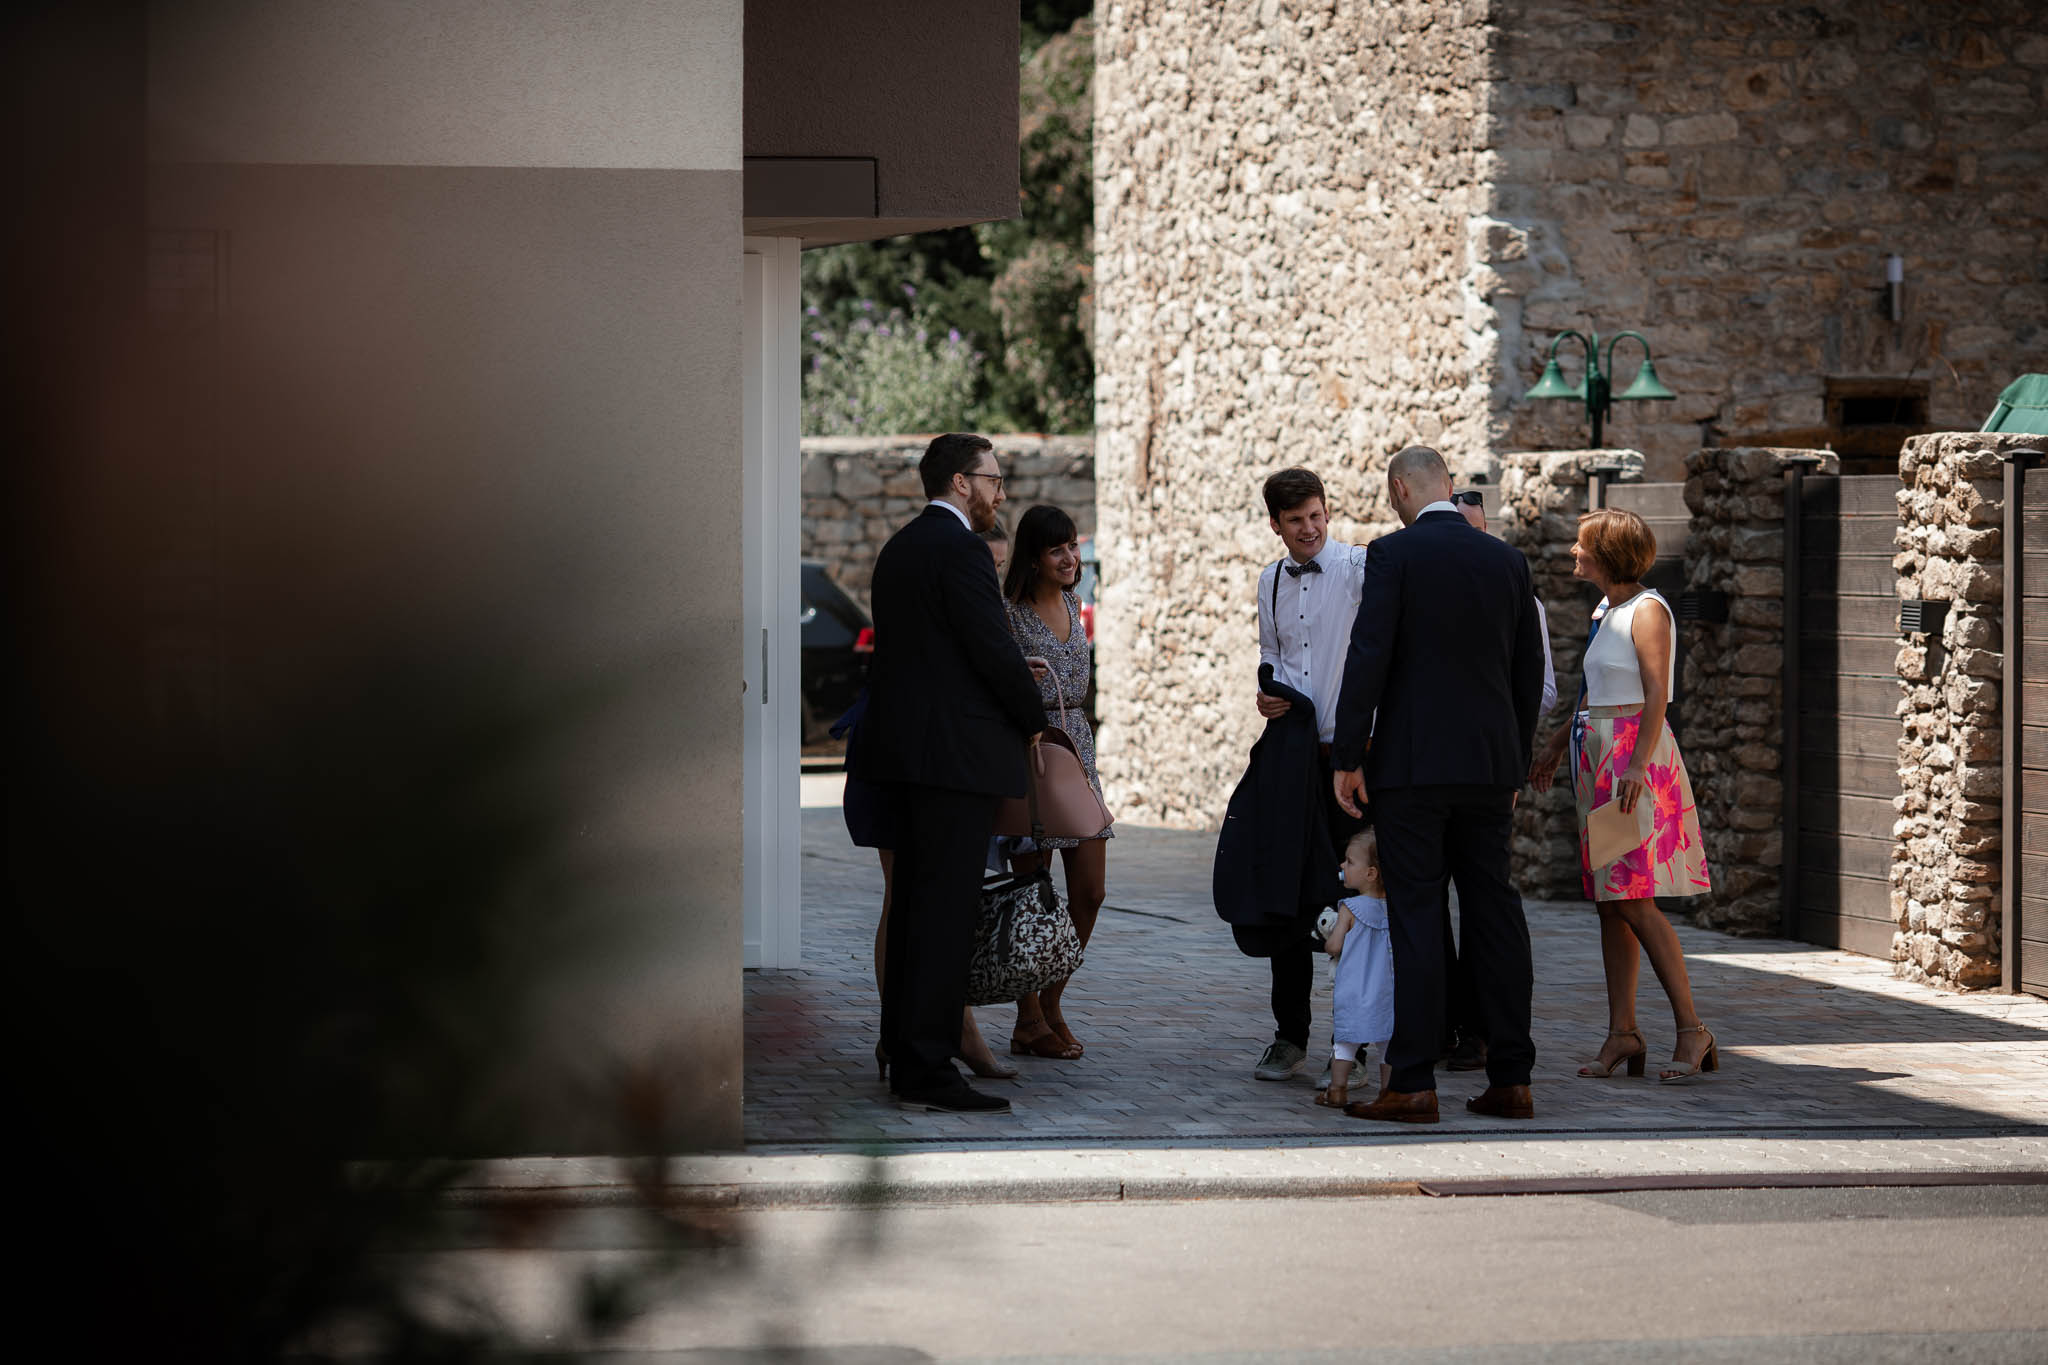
[1524,329,1676,448]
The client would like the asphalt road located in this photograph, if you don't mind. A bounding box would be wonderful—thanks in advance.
[420,1185,2048,1361]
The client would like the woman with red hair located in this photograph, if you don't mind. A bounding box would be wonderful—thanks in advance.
[1531,508,1718,1084]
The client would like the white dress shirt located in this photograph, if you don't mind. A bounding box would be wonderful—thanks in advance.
[926,498,973,531]
[1258,539,1369,744]
[1535,597,1559,718]
[1435,500,1561,716]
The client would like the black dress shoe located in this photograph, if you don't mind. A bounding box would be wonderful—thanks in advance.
[1445,1034,1489,1072]
[893,1081,1012,1113]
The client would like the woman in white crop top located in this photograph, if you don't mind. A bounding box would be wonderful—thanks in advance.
[1529,509,1719,1085]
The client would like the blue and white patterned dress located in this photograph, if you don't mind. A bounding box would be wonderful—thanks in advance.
[1005,590,1113,849]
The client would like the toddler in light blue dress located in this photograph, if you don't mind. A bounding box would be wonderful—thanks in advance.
[1316,827,1396,1108]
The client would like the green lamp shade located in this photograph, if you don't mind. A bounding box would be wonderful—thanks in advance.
[1617,356,1676,401]
[1525,357,1583,401]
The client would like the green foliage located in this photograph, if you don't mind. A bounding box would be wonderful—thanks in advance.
[801,302,983,436]
[803,6,1094,435]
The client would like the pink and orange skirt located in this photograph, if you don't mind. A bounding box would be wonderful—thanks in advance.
[1572,704,1712,902]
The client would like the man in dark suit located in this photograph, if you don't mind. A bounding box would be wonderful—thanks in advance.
[1330,445,1547,1123]
[855,433,1047,1112]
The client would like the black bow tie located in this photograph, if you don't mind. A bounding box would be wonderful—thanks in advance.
[1283,559,1322,578]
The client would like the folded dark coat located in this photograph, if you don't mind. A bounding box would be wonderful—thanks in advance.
[1213,664,1346,955]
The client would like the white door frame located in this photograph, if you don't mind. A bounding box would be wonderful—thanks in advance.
[741,236,803,968]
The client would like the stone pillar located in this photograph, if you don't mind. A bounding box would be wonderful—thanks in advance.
[1676,447,1834,935]
[1891,430,2048,990]
[1496,448,1644,899]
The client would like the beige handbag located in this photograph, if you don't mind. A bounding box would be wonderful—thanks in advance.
[992,667,1113,840]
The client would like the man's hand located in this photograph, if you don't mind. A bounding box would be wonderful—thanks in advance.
[1255,691,1291,719]
[1528,728,1570,794]
[1334,767,1367,818]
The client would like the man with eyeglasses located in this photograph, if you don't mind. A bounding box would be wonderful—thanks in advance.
[855,434,1047,1113]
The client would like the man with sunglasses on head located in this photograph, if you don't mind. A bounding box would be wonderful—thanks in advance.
[1431,485,1557,1074]
[1329,446,1549,1124]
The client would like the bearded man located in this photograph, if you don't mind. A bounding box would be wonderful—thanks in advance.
[856,433,1047,1113]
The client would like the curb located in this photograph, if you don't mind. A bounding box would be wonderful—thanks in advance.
[437,1134,2048,1211]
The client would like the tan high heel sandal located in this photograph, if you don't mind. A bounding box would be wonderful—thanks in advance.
[1577,1028,1647,1078]
[1658,1023,1719,1083]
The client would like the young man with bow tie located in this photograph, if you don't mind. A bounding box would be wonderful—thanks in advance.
[1240,467,1371,1085]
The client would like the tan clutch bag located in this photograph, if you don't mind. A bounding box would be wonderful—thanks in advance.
[1586,793,1655,870]
[992,666,1113,840]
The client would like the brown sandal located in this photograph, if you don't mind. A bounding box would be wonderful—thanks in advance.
[1314,1088,1348,1108]
[1010,1025,1083,1060]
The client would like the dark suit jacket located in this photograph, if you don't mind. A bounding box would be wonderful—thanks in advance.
[1330,509,1545,790]
[1213,666,1346,952]
[852,505,1046,797]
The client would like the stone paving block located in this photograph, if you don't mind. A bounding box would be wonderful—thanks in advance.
[750,811,2048,1151]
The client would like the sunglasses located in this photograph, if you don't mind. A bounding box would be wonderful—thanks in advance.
[1450,490,1485,507]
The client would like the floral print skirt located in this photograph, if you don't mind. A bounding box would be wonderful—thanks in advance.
[1572,706,1711,902]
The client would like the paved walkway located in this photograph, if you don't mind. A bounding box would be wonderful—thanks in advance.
[746,790,2048,1158]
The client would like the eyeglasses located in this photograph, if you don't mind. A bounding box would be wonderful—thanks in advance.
[1450,491,1485,507]
[963,472,1006,490]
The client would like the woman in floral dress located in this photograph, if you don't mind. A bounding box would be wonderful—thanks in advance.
[1529,508,1719,1084]
[1002,503,1112,1060]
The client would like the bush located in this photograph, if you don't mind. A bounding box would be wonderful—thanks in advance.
[801,297,984,436]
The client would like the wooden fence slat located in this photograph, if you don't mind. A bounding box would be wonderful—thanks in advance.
[1798,911,1895,957]
[1800,790,1899,838]
[1801,833,1893,879]
[1799,635,1904,677]
[1803,520,1904,555]
[1801,750,1902,794]
[1837,476,1906,514]
[2026,813,2048,853]
[1799,867,1892,911]
[1802,597,1903,636]
[2023,508,2048,553]
[1802,675,1905,719]
[1800,558,1902,597]
[1803,715,1904,760]
[2022,725,2048,770]
[1606,484,1691,518]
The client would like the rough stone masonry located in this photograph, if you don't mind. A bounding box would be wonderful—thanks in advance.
[1094,0,2047,832]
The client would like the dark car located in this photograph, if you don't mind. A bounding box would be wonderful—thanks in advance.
[800,560,872,745]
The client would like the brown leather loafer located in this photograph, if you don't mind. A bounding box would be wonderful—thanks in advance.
[1465,1084,1535,1119]
[1344,1088,1440,1124]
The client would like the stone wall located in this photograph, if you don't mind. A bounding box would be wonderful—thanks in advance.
[1489,3,2048,479]
[1093,0,1497,828]
[1093,0,2048,828]
[1891,430,2048,990]
[799,435,1094,609]
[1496,448,1643,898]
[1678,447,1837,935]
